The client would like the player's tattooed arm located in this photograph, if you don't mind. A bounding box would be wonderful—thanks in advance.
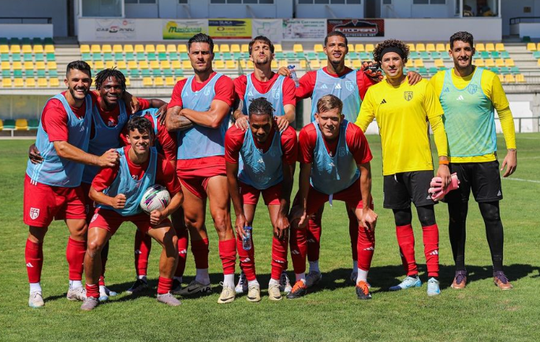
[232,97,249,131]
[165,105,194,132]
[28,143,43,164]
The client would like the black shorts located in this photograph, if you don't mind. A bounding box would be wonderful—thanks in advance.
[383,171,435,209]
[444,161,503,203]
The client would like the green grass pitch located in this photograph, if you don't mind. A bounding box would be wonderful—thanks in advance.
[1,134,539,342]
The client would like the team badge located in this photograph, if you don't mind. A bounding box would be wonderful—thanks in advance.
[346,81,354,91]
[338,147,347,157]
[204,87,211,96]
[404,91,413,101]
[29,207,40,220]
[467,84,478,95]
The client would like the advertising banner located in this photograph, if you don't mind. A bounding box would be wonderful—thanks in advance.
[209,19,252,39]
[252,19,283,43]
[327,19,385,37]
[163,20,207,39]
[282,19,326,39]
[94,19,136,40]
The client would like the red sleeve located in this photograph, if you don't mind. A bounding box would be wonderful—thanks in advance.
[282,77,297,107]
[298,124,317,164]
[91,165,120,192]
[137,98,150,111]
[280,126,298,165]
[296,71,316,100]
[156,123,177,162]
[346,124,373,165]
[214,75,235,107]
[357,70,376,101]
[156,154,181,196]
[89,92,98,106]
[41,99,69,142]
[224,126,245,164]
[233,75,247,103]
[168,79,188,108]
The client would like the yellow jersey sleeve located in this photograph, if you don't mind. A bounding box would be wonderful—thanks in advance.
[356,87,376,132]
[423,82,448,157]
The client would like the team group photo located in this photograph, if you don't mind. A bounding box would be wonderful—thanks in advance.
[1,0,539,341]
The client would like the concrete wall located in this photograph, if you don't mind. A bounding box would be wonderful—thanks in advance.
[295,4,364,19]
[501,0,538,36]
[0,0,67,37]
[0,24,53,39]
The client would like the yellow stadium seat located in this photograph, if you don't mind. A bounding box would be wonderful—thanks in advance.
[407,43,415,52]
[274,44,282,53]
[538,59,540,67]
[139,61,149,69]
[13,62,23,70]
[348,44,354,52]
[105,61,115,68]
[14,78,24,87]
[527,42,537,51]
[320,60,327,67]
[495,43,505,51]
[94,61,105,70]
[505,59,515,67]
[279,60,288,68]
[314,44,324,53]
[178,44,187,53]
[365,44,375,53]
[355,44,365,52]
[436,43,446,52]
[102,44,112,53]
[142,77,153,86]
[124,44,134,53]
[247,60,254,69]
[1,61,9,69]
[134,44,144,53]
[10,45,21,54]
[49,78,58,87]
[239,60,248,69]
[91,44,101,53]
[485,43,495,51]
[504,74,515,83]
[416,43,426,52]
[125,78,130,86]
[406,59,414,68]
[271,60,278,69]
[150,61,160,69]
[495,59,505,67]
[0,119,3,130]
[476,43,485,51]
[485,59,495,67]
[293,44,303,53]
[241,44,249,53]
[37,78,48,87]
[165,76,176,86]
[182,60,191,69]
[25,79,36,87]
[15,119,28,130]
[117,61,127,69]
[23,62,34,70]
[299,60,307,69]
[172,61,181,69]
[166,44,176,53]
[154,77,164,86]
[80,45,90,53]
[22,45,32,53]
[537,43,540,51]
[44,45,55,53]
[231,44,240,53]
[214,60,225,69]
[498,74,504,83]
[414,59,424,67]
[160,61,171,69]
[225,60,236,69]
[426,43,436,52]
[220,44,230,53]
[434,59,445,68]
[0,45,9,53]
[33,45,44,54]
[47,62,57,70]
[86,61,93,68]
[36,62,46,70]
[113,44,123,53]
[127,61,138,70]
[213,44,220,53]
[352,60,362,69]
[475,59,485,67]
[2,79,12,87]
[145,44,155,53]
[311,60,320,69]
[515,74,525,83]
[156,44,166,53]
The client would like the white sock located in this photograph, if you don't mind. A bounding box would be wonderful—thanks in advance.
[352,260,358,273]
[309,260,320,273]
[137,275,147,281]
[247,279,259,287]
[223,274,235,288]
[29,282,42,294]
[269,278,280,286]
[69,280,82,289]
[295,273,306,283]
[99,285,108,296]
[195,268,210,284]
[357,269,369,283]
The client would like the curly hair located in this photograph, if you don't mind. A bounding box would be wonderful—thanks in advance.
[126,116,153,136]
[450,31,474,49]
[372,39,409,64]
[94,68,126,92]
[248,97,274,119]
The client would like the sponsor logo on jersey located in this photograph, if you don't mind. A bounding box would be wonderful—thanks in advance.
[404,91,413,101]
[29,207,40,220]
[321,84,328,89]
[443,87,450,93]
[335,83,342,90]
[456,95,464,101]
[380,99,387,104]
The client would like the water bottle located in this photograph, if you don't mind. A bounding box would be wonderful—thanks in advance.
[242,226,252,251]
[287,65,300,87]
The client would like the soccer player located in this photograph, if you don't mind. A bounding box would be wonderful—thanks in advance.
[356,39,450,296]
[81,116,183,310]
[430,31,517,290]
[165,33,237,304]
[287,94,377,300]
[225,97,297,301]
[232,35,296,293]
[24,61,119,308]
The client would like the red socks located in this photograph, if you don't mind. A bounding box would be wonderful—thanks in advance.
[86,283,99,298]
[290,226,308,274]
[307,215,322,262]
[25,239,43,283]
[357,226,375,272]
[66,237,86,281]
[396,224,418,276]
[422,224,440,277]
[175,226,189,278]
[271,236,288,280]
[218,238,236,275]
[191,238,209,269]
[134,230,152,277]
[236,233,256,281]
[157,276,173,294]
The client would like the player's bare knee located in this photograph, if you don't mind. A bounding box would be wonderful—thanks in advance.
[87,239,104,257]
[28,226,48,243]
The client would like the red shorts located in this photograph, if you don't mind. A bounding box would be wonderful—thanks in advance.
[23,174,87,227]
[240,182,282,206]
[89,207,172,235]
[294,179,368,215]
[177,164,226,199]
[80,182,94,220]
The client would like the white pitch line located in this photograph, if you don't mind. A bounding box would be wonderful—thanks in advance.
[503,178,540,184]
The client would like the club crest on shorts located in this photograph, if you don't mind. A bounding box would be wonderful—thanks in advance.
[404,91,413,101]
[29,207,40,220]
